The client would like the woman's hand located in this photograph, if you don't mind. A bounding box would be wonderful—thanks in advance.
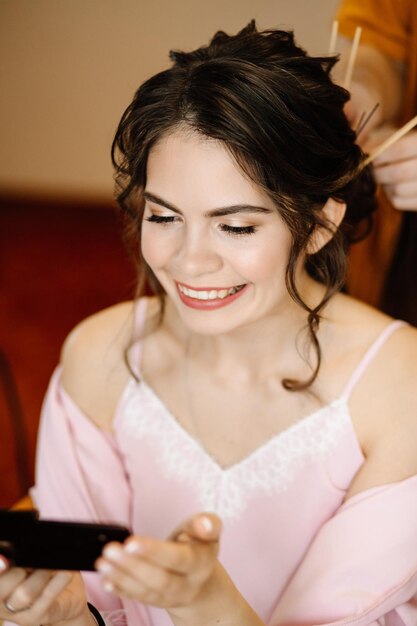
[96,513,221,610]
[371,130,417,211]
[0,557,89,625]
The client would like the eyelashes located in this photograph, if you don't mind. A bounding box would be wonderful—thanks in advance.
[144,214,257,237]
[219,224,256,236]
[145,214,177,224]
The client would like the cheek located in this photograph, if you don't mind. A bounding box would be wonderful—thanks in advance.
[141,226,175,270]
[238,235,291,283]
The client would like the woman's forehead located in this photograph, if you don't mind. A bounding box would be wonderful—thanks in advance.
[146,130,276,210]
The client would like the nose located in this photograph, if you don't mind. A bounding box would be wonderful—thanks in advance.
[175,226,223,277]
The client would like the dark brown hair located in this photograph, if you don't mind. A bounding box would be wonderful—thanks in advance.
[112,21,377,390]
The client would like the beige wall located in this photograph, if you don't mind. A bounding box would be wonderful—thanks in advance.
[0,0,340,200]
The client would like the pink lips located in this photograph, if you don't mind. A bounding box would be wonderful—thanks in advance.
[176,282,249,310]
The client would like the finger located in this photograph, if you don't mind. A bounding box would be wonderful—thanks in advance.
[97,552,185,602]
[389,179,417,198]
[3,570,54,612]
[169,513,222,543]
[388,194,417,211]
[24,571,73,623]
[98,513,221,574]
[0,568,28,601]
[373,131,417,166]
[128,530,219,574]
[102,529,218,576]
[374,158,417,185]
[101,539,195,575]
[117,513,221,572]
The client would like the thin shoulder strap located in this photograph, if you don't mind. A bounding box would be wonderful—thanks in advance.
[127,297,148,379]
[341,320,407,399]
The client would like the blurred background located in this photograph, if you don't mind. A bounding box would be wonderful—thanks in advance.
[0,0,339,506]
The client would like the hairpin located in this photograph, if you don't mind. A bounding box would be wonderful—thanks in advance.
[343,26,362,89]
[328,20,338,55]
[328,21,417,168]
[355,102,380,137]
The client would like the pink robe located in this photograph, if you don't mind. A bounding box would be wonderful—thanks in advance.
[29,302,417,625]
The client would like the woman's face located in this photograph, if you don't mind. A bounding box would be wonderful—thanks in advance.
[142,129,298,335]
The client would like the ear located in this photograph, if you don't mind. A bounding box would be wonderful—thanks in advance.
[306,197,346,255]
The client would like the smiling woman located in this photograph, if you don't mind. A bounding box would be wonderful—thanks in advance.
[112,24,376,389]
[2,20,417,626]
[141,132,294,332]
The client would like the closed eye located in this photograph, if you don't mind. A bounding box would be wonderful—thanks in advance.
[220,224,257,236]
[145,214,257,236]
[145,214,178,224]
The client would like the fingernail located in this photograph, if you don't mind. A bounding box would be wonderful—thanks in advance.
[199,516,213,533]
[103,545,123,560]
[124,540,143,555]
[97,561,113,574]
[103,581,115,593]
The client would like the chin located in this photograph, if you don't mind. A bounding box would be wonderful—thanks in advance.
[175,307,246,336]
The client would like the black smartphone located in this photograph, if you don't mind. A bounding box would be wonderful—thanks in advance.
[0,509,130,571]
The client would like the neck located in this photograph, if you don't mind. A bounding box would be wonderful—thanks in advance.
[165,277,328,383]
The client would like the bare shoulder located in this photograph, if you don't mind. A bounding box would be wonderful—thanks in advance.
[367,321,417,421]
[60,300,136,431]
[343,301,417,498]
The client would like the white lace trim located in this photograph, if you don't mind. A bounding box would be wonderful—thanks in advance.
[120,380,350,520]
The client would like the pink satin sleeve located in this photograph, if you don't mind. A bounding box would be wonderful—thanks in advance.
[270,475,417,625]
[29,367,150,625]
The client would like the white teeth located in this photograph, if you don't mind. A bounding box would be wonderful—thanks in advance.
[178,284,244,300]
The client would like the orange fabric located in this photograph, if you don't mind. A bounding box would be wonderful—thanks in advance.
[337,0,411,64]
[337,0,417,306]
[347,189,403,307]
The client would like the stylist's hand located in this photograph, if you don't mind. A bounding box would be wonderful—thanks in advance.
[0,557,89,625]
[96,513,221,609]
[369,129,417,211]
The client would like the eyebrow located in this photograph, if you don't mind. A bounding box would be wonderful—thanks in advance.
[143,191,273,217]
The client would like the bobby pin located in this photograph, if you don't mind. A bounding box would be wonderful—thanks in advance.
[354,110,365,133]
[355,102,380,138]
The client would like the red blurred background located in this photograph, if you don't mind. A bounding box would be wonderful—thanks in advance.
[0,196,136,507]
